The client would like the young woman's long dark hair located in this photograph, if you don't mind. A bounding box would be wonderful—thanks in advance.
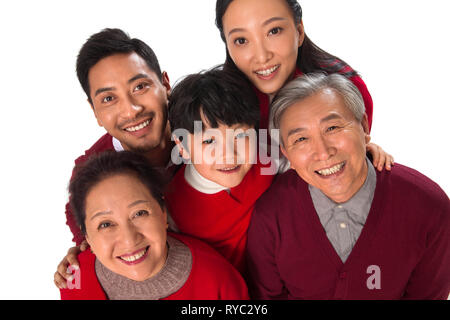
[215,0,358,84]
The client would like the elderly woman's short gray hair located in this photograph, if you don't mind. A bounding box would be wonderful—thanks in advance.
[269,73,365,145]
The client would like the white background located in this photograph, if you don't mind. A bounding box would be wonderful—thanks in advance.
[0,0,448,299]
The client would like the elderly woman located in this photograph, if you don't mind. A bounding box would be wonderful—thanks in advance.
[60,151,248,300]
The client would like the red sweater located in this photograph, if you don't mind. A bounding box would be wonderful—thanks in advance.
[256,68,373,131]
[165,161,274,275]
[60,233,249,300]
[66,133,115,245]
[247,164,450,299]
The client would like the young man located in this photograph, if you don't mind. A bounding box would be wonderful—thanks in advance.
[166,68,274,275]
[55,28,173,289]
[247,73,449,299]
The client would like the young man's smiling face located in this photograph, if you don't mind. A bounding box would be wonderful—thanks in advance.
[280,88,371,203]
[88,52,171,153]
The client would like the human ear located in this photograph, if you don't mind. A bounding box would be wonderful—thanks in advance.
[296,21,305,48]
[173,134,191,160]
[280,145,294,170]
[161,71,171,96]
[361,114,371,144]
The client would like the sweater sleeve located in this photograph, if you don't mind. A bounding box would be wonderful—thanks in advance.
[402,193,450,300]
[350,75,373,131]
[246,202,288,300]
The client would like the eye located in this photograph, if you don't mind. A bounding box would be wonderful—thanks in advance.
[268,27,283,36]
[133,82,149,92]
[102,95,114,104]
[98,222,112,230]
[294,137,306,144]
[235,132,249,139]
[134,210,149,218]
[202,138,215,144]
[234,37,247,46]
[326,126,339,132]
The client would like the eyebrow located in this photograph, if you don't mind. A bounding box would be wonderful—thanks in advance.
[90,210,112,221]
[227,16,287,37]
[128,200,150,208]
[320,113,342,123]
[93,74,150,97]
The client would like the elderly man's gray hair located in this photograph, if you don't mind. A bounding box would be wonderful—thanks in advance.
[269,73,365,143]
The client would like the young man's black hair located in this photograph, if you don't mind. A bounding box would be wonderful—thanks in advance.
[76,28,162,104]
[168,67,260,136]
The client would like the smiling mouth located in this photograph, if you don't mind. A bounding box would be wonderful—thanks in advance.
[315,162,346,176]
[124,118,152,132]
[217,165,240,173]
[117,246,149,264]
[255,65,280,77]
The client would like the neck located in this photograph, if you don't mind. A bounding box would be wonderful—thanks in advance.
[142,123,173,168]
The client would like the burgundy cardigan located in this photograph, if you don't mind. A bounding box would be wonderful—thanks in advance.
[247,164,449,299]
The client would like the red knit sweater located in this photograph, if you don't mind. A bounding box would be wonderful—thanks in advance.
[165,161,274,275]
[255,68,373,131]
[247,164,450,299]
[60,233,249,300]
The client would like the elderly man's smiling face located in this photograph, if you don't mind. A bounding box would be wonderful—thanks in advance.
[280,88,371,203]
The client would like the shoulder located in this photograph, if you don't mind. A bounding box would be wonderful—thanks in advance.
[74,133,114,165]
[254,169,306,212]
[169,233,242,278]
[378,164,449,226]
[381,163,448,206]
[60,249,106,300]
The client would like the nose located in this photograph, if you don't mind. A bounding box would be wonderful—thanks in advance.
[118,221,142,248]
[119,96,144,120]
[223,133,238,165]
[253,38,273,64]
[312,135,336,161]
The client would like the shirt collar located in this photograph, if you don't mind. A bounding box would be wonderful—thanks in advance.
[309,158,377,216]
[184,164,229,194]
[112,137,174,170]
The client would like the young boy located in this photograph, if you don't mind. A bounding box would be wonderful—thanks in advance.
[166,68,274,275]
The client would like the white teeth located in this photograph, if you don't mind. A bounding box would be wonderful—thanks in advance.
[317,162,345,176]
[219,166,238,171]
[125,119,150,132]
[120,248,147,262]
[256,65,279,76]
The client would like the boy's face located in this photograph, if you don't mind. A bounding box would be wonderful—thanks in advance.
[182,118,257,189]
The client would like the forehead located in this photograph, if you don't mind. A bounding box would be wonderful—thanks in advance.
[280,89,353,128]
[86,173,153,209]
[88,52,158,90]
[223,0,294,28]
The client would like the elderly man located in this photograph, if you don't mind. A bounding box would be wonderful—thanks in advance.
[246,73,449,299]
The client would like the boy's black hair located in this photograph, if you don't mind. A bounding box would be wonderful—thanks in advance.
[76,28,162,104]
[69,151,168,235]
[168,67,260,135]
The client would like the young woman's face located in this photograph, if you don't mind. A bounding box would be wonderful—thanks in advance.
[84,173,168,282]
[222,0,304,97]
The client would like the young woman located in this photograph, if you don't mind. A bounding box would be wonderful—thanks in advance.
[215,0,393,170]
[59,151,248,300]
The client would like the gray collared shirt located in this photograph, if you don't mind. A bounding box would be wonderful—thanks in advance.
[309,158,376,263]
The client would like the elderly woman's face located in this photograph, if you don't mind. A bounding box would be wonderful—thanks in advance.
[280,89,371,203]
[84,173,168,281]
